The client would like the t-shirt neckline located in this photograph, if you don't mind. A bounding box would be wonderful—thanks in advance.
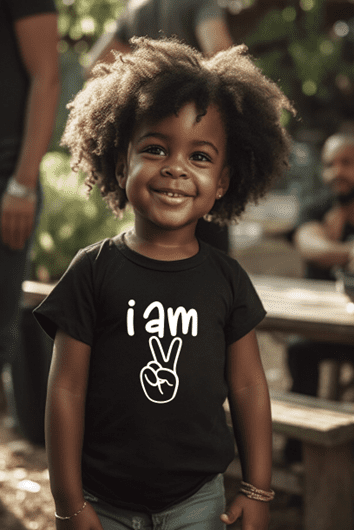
[112,232,209,272]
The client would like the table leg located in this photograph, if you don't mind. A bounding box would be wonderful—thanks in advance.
[303,442,353,530]
[323,360,341,400]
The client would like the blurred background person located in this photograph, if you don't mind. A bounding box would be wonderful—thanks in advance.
[85,0,233,67]
[84,0,234,253]
[0,0,60,425]
[285,132,354,463]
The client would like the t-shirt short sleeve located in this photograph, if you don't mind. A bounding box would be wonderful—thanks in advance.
[224,265,266,345]
[6,0,56,21]
[33,249,96,345]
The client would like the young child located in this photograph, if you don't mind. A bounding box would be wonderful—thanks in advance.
[34,37,294,530]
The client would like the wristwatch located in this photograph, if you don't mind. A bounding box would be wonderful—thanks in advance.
[6,177,37,202]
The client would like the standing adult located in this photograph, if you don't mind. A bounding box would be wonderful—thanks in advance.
[0,0,60,408]
[85,0,233,253]
[285,133,354,461]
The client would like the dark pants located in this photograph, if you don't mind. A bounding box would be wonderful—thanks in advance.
[288,338,354,397]
[0,177,49,444]
[0,177,42,367]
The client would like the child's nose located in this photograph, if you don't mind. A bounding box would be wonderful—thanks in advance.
[160,164,188,179]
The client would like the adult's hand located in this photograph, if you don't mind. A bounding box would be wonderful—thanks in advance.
[0,192,36,250]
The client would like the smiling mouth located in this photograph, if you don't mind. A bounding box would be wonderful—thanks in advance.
[154,189,192,198]
[161,191,186,198]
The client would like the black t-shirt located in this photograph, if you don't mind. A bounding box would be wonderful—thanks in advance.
[34,234,265,513]
[0,0,56,175]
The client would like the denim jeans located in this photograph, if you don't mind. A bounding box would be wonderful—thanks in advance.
[84,474,226,530]
[0,177,42,367]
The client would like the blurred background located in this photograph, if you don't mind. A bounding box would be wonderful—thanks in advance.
[32,0,354,283]
[3,4,354,528]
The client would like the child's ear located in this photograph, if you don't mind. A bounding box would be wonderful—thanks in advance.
[216,165,230,200]
[115,153,128,189]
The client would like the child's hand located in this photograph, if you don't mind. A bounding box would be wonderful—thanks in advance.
[220,494,270,529]
[55,501,104,529]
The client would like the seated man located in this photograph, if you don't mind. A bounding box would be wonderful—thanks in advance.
[285,132,354,462]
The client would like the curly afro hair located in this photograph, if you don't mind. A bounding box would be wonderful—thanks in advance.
[61,36,295,224]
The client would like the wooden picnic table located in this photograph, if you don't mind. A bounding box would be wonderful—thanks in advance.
[23,275,354,345]
[251,274,354,345]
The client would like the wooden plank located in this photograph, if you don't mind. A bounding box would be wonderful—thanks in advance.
[251,275,354,344]
[271,400,354,446]
[269,390,354,414]
[254,279,354,326]
[303,442,353,530]
[251,274,354,327]
[224,393,354,446]
[257,317,354,344]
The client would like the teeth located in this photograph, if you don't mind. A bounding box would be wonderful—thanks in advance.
[163,191,182,197]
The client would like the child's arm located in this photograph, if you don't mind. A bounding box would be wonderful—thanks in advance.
[221,329,272,529]
[46,329,103,529]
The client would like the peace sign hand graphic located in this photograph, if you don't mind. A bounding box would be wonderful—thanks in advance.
[140,336,182,404]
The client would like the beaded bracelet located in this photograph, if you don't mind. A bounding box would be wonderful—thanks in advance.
[239,481,275,502]
[55,501,87,520]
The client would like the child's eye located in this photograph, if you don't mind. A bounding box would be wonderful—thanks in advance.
[143,145,166,156]
[191,152,211,162]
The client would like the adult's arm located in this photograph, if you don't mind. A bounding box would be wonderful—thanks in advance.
[1,12,60,250]
[83,18,233,76]
[221,330,272,528]
[84,2,234,77]
[294,221,354,270]
[84,32,131,78]
[46,330,103,529]
[195,17,233,56]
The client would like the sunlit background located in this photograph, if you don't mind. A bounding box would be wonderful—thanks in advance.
[32,0,354,283]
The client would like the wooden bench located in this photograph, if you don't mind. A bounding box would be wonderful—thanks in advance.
[224,390,354,530]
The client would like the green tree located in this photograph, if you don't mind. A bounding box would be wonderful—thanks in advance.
[56,0,125,49]
[240,0,354,136]
[33,152,133,282]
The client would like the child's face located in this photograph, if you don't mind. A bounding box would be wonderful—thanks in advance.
[117,102,230,234]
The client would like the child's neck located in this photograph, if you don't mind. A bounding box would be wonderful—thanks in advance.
[123,226,199,261]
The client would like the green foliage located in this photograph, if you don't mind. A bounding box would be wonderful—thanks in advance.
[243,0,354,135]
[53,0,354,134]
[56,0,125,46]
[32,152,133,281]
[33,2,129,281]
